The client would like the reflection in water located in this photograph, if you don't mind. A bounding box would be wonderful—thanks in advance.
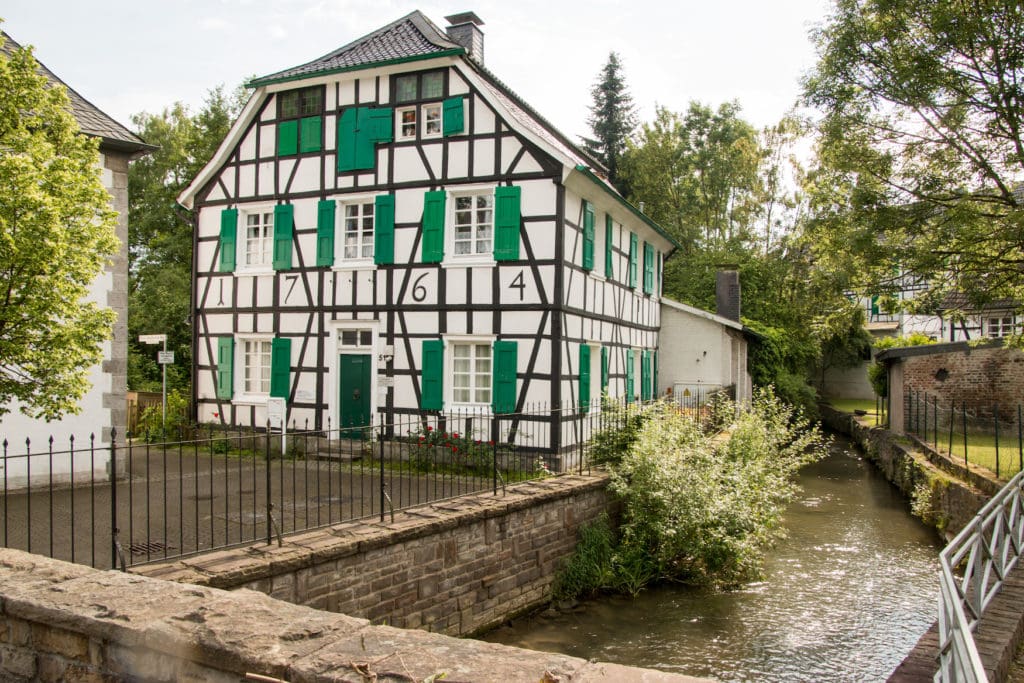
[482,439,941,682]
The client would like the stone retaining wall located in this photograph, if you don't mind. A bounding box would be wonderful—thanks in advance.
[136,474,614,637]
[0,547,706,682]
[819,405,989,539]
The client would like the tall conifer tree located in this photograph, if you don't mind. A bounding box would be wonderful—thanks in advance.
[582,52,637,187]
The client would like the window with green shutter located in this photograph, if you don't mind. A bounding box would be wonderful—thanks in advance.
[653,350,658,398]
[421,190,446,263]
[492,341,518,414]
[582,201,595,271]
[420,340,444,410]
[272,204,293,271]
[337,107,393,172]
[219,208,237,272]
[216,337,234,400]
[277,86,323,156]
[604,215,613,277]
[443,96,464,136]
[601,346,609,393]
[643,242,654,294]
[374,194,395,265]
[625,349,635,403]
[628,232,638,288]
[494,185,521,261]
[641,349,652,401]
[270,338,291,399]
[579,344,591,412]
[316,200,336,267]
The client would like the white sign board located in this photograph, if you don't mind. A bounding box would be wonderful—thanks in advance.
[267,397,286,429]
[379,376,395,387]
[138,334,167,345]
[157,351,175,364]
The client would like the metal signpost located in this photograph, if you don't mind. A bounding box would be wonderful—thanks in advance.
[267,396,286,455]
[138,334,170,425]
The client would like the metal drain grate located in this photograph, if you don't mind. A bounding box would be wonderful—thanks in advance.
[128,541,173,556]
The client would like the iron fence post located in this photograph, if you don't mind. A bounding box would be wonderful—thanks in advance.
[379,413,385,523]
[1018,404,1022,475]
[995,402,1001,478]
[492,414,498,496]
[265,420,272,546]
[109,428,118,570]
[963,403,969,468]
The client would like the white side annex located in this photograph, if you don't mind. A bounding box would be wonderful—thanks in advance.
[178,12,678,456]
[0,31,152,484]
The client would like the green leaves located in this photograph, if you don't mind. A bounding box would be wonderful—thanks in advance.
[582,52,637,187]
[0,36,118,419]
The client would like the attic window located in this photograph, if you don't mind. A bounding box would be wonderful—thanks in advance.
[276,86,323,155]
[393,70,446,103]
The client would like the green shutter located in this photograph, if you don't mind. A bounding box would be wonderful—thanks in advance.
[300,115,322,152]
[579,344,591,413]
[442,96,464,136]
[272,204,293,271]
[656,251,662,296]
[269,338,291,399]
[582,201,595,271]
[216,337,234,400]
[492,341,518,414]
[374,194,395,265]
[354,108,376,170]
[368,107,393,143]
[870,295,880,316]
[494,185,521,261]
[420,340,444,410]
[653,350,658,399]
[421,190,446,263]
[316,200,336,267]
[641,349,652,401]
[601,346,609,392]
[643,242,654,294]
[219,208,237,273]
[628,232,638,288]
[337,108,357,172]
[277,120,298,156]
[604,215,613,277]
[625,349,635,403]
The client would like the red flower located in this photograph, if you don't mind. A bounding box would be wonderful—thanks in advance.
[475,440,481,445]
[418,436,425,442]
[487,440,495,446]
[452,446,458,452]
[426,426,433,432]
[453,432,460,439]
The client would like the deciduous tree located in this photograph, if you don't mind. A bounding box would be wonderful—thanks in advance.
[0,37,119,419]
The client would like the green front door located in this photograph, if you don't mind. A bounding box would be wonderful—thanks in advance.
[339,354,371,432]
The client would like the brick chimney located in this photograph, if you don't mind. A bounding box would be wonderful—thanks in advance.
[445,12,485,65]
[715,269,741,322]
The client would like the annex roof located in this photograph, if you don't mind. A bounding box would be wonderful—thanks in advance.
[1,31,153,154]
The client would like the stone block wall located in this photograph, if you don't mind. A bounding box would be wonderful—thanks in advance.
[902,345,1024,421]
[137,474,614,637]
[0,547,704,682]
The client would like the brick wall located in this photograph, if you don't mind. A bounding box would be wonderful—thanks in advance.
[0,547,705,682]
[902,345,1024,409]
[137,474,615,637]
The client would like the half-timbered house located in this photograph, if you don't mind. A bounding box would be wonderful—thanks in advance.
[178,11,678,455]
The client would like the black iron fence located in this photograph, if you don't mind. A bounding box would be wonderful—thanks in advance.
[2,396,724,571]
[903,389,1024,479]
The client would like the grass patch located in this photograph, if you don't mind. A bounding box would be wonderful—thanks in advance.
[921,431,1024,480]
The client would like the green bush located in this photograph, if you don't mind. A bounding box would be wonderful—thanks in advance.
[868,332,935,397]
[135,389,191,442]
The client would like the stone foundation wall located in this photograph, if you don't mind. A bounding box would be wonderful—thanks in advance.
[137,474,614,637]
[820,405,989,539]
[0,548,704,682]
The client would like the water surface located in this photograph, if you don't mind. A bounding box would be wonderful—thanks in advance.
[483,440,941,682]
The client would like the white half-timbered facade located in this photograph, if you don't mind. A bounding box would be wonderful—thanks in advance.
[178,11,678,453]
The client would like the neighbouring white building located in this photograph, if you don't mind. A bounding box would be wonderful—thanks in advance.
[177,11,678,456]
[0,31,152,482]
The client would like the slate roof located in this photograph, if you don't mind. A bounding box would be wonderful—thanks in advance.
[1,31,152,154]
[250,11,462,86]
[248,11,602,174]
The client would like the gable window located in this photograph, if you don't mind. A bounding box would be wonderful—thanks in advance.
[398,108,417,139]
[277,86,323,155]
[424,103,442,136]
[391,70,464,140]
[988,316,1016,338]
[454,192,493,256]
[394,70,445,103]
[245,211,274,267]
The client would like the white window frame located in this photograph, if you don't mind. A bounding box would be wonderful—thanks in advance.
[987,315,1016,338]
[445,335,495,410]
[235,334,274,403]
[444,185,496,267]
[239,204,276,273]
[422,103,442,138]
[330,192,379,267]
[395,103,444,141]
[396,106,417,140]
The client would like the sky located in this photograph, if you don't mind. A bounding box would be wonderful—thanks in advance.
[2,0,833,143]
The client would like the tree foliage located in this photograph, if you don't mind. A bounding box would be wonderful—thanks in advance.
[581,52,637,187]
[0,37,119,419]
[804,0,1024,324]
[128,86,246,392]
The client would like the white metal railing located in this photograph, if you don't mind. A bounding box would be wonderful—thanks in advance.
[936,471,1024,682]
